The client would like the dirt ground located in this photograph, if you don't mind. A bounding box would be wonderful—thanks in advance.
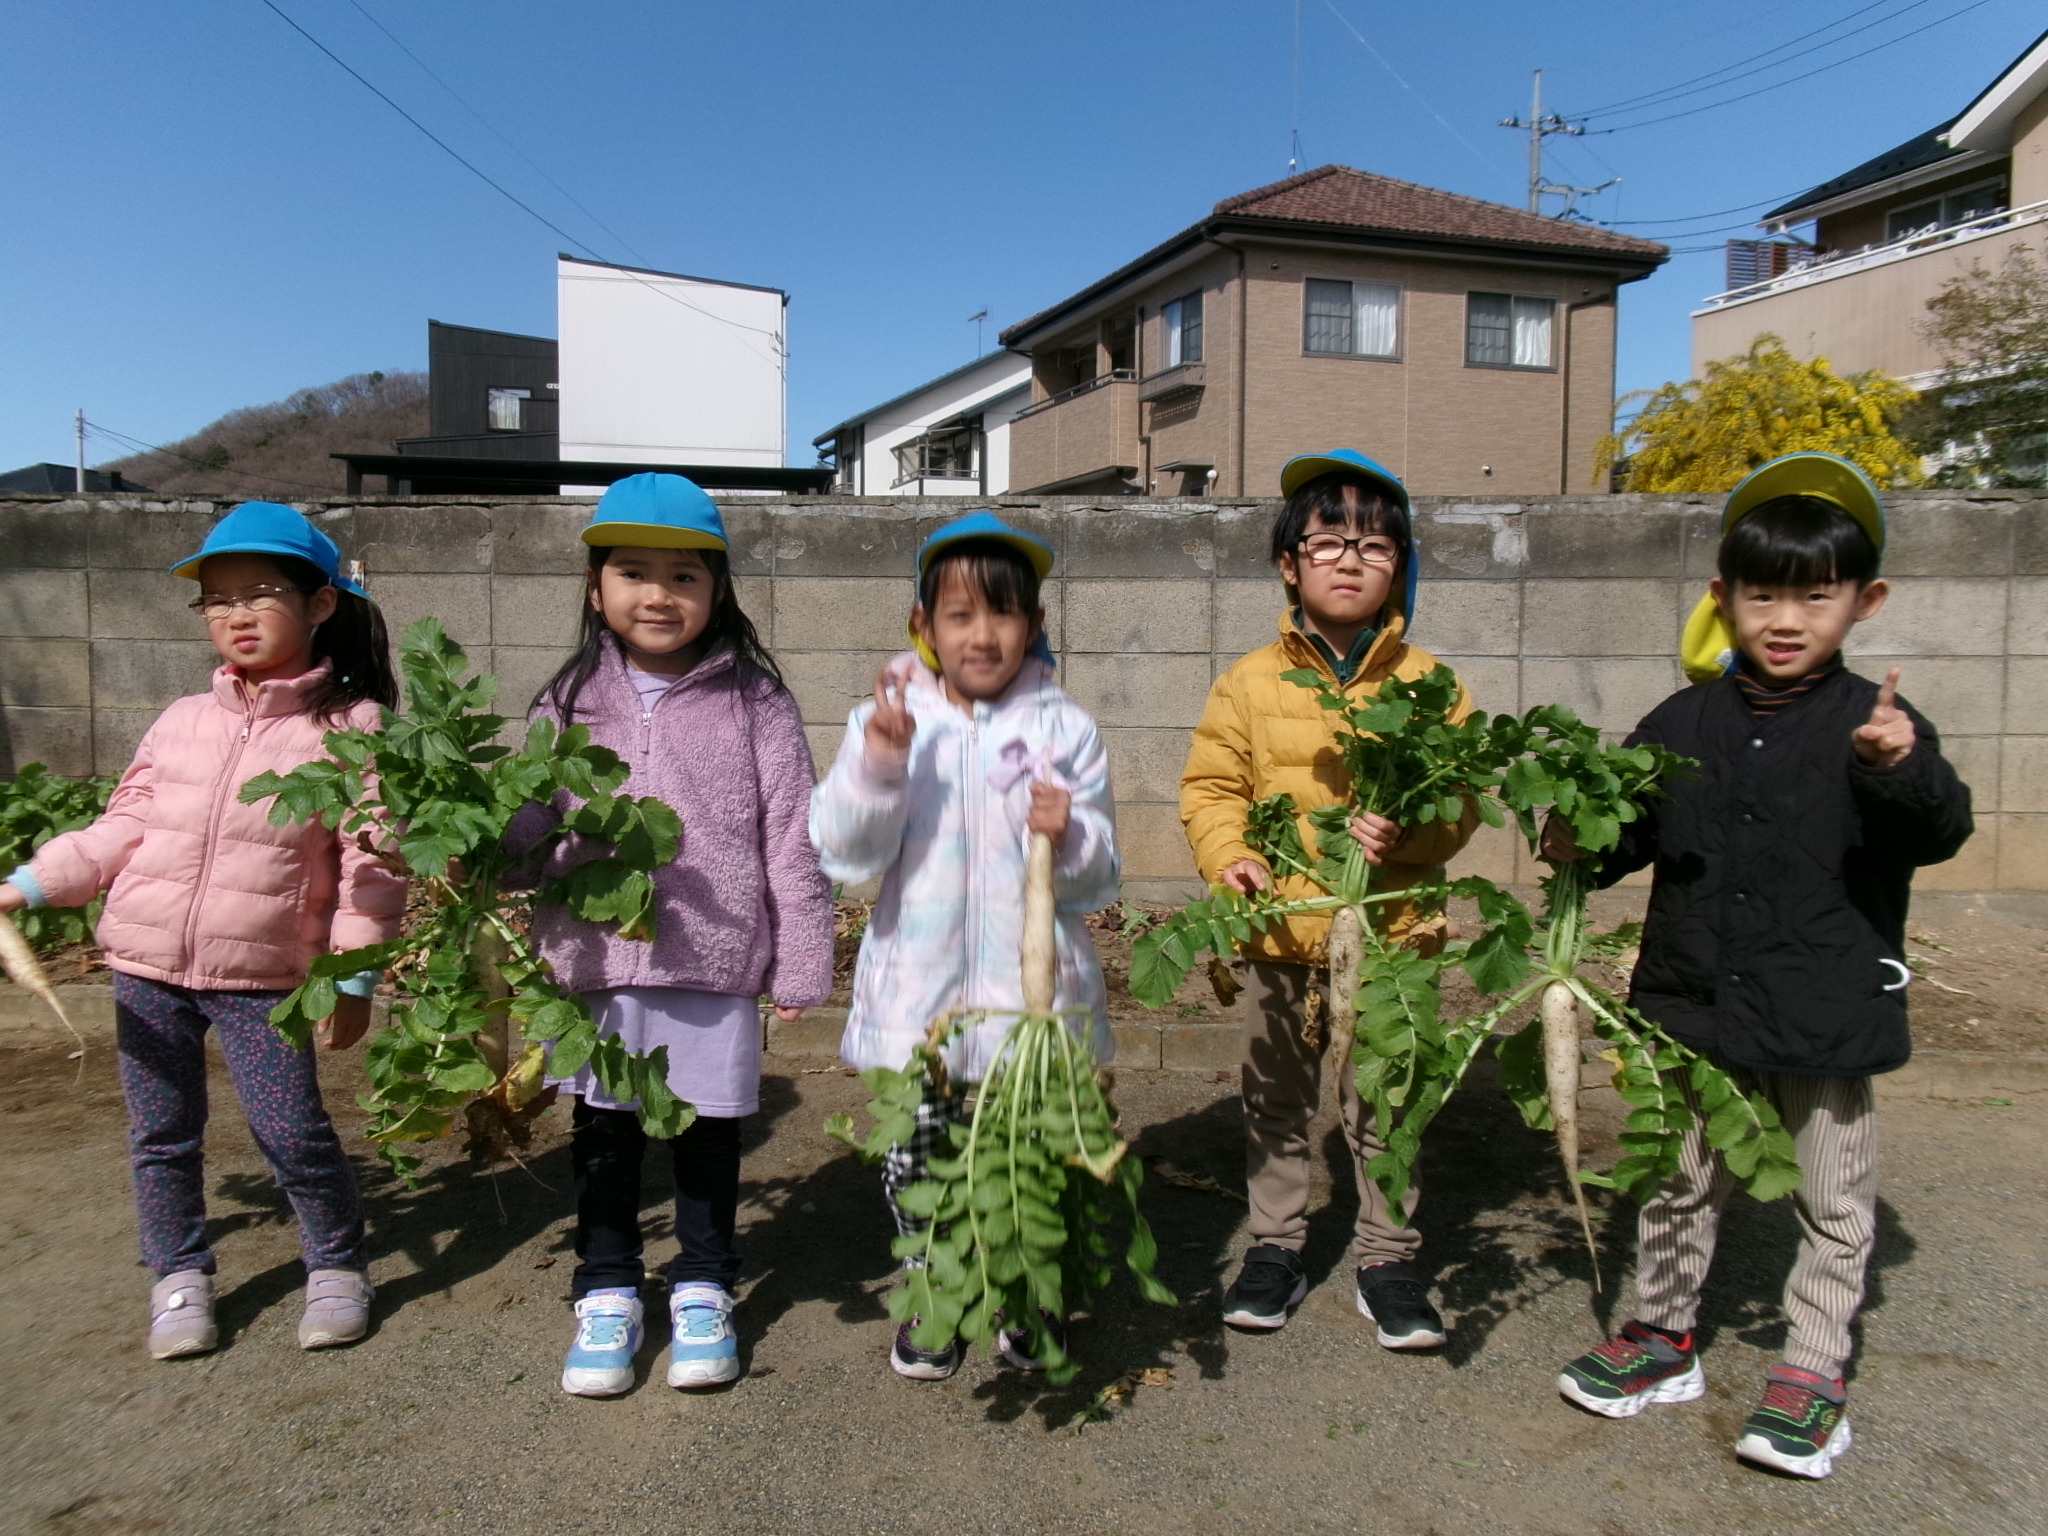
[4,1006,2045,1536]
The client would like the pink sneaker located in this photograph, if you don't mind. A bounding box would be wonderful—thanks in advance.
[298,1268,373,1350]
[149,1270,218,1360]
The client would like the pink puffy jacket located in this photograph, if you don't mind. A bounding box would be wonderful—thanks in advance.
[29,664,406,992]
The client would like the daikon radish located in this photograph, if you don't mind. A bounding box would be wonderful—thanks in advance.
[0,914,86,1058]
[1021,830,1057,1014]
[1542,979,1600,1289]
[1326,906,1363,1051]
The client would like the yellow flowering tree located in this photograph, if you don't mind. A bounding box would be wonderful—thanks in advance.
[1596,335,1921,493]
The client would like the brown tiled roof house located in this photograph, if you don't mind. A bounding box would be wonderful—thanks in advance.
[1000,164,1666,498]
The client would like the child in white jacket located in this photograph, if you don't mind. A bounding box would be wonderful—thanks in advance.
[809,511,1120,1380]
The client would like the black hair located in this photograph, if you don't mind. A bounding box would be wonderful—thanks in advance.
[1717,494,1880,590]
[916,538,1044,621]
[1269,471,1412,567]
[265,554,398,723]
[535,544,783,721]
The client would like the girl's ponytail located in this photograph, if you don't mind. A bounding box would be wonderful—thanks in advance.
[272,554,399,722]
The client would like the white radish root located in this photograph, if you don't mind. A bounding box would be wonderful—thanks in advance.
[1326,906,1364,1052]
[0,914,87,1060]
[1021,831,1057,1014]
[1542,980,1600,1289]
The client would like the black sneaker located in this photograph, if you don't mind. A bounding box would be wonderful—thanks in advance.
[1221,1244,1308,1330]
[1354,1262,1447,1349]
[1558,1319,1705,1418]
[996,1309,1067,1371]
[1735,1365,1852,1478]
[890,1319,962,1381]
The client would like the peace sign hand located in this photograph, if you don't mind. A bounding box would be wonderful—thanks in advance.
[864,662,917,757]
[1853,668,1916,769]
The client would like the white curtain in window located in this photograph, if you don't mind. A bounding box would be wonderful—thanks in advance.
[1304,279,1353,354]
[1354,283,1399,358]
[1511,297,1553,368]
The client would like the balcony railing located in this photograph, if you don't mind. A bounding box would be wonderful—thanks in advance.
[1013,369,1137,419]
[1698,198,2048,310]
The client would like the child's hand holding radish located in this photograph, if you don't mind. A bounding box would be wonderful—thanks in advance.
[1026,781,1070,843]
[0,882,24,915]
[317,993,373,1051]
[1852,667,1915,768]
[1347,810,1402,865]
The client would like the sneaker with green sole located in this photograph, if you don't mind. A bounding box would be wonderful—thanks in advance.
[1558,1319,1704,1418]
[1735,1365,1852,1479]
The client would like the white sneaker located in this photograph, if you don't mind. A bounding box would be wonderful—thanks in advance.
[666,1283,740,1388]
[149,1270,218,1359]
[561,1291,645,1396]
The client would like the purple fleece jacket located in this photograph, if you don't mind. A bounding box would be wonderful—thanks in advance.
[515,642,833,1007]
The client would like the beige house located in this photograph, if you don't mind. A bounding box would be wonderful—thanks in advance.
[997,165,1667,499]
[1693,26,2048,383]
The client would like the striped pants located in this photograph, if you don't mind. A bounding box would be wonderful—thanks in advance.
[1633,1067,1877,1378]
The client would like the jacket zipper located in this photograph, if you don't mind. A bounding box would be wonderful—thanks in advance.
[963,707,982,1017]
[183,687,257,970]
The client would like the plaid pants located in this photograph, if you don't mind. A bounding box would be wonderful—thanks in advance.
[880,1081,966,1243]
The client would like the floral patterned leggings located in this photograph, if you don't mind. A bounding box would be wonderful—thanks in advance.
[114,973,366,1278]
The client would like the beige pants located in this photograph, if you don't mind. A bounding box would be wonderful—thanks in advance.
[1633,1068,1878,1378]
[1241,960,1420,1267]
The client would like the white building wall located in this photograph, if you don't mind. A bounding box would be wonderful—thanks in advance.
[845,351,1031,495]
[557,256,786,468]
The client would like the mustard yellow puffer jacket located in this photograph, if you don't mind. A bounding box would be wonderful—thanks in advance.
[1179,608,1477,964]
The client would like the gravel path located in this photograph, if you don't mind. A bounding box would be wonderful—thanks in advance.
[2,1039,2041,1536]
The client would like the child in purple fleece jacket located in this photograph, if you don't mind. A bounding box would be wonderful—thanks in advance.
[517,475,832,1397]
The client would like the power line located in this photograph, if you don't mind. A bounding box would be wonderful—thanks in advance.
[342,0,653,267]
[86,420,345,496]
[1569,0,1935,118]
[1596,0,1996,132]
[256,0,786,366]
[1607,192,1810,226]
[1321,1,1508,178]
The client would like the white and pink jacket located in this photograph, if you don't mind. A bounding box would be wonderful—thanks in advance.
[809,653,1120,1081]
[27,664,406,991]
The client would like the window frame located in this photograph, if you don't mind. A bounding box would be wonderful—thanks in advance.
[1301,276,1403,361]
[1163,290,1204,368]
[486,386,532,432]
[1464,292,1557,372]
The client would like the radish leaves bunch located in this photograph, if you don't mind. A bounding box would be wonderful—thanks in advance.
[0,764,115,952]
[242,618,688,1179]
[830,1011,1173,1384]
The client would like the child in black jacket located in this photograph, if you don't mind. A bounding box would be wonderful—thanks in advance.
[1548,453,1973,1479]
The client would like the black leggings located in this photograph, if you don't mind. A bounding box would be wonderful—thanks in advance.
[569,1100,744,1298]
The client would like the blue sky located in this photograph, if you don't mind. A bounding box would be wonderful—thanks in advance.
[4,0,2039,473]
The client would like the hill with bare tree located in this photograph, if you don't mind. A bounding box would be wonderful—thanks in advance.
[99,371,427,498]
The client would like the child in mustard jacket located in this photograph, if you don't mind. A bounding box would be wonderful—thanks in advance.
[1181,449,1476,1348]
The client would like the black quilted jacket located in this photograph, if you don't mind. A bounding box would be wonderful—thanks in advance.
[1595,669,1973,1078]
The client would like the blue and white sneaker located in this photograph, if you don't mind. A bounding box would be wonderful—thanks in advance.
[560,1289,644,1397]
[667,1283,740,1388]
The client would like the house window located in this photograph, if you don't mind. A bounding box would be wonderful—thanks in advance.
[487,387,530,431]
[1164,291,1204,366]
[1303,278,1400,358]
[1466,293,1554,369]
[892,422,980,486]
[1886,178,2009,241]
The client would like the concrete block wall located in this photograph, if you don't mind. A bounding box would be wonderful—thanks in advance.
[3,489,2042,895]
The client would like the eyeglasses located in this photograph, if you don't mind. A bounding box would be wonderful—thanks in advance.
[1297,533,1400,566]
[189,586,299,621]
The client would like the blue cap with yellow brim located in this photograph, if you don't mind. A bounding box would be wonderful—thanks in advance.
[910,511,1057,668]
[581,472,729,551]
[168,501,370,598]
[1680,452,1886,683]
[1277,447,1419,628]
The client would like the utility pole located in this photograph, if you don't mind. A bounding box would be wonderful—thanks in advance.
[1499,68,1616,218]
[75,409,87,493]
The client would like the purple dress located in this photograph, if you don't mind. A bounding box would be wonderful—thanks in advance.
[550,666,767,1118]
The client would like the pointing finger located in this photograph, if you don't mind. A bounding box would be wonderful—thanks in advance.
[1875,667,1900,715]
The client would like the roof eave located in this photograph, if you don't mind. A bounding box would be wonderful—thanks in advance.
[1947,26,2048,150]
[999,213,1667,350]
[1762,146,2004,229]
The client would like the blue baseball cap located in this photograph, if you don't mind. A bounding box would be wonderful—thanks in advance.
[915,509,1055,581]
[168,502,369,597]
[583,472,728,551]
[911,511,1057,668]
[1276,448,1419,628]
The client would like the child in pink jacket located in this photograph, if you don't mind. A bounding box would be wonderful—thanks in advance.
[0,503,405,1361]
